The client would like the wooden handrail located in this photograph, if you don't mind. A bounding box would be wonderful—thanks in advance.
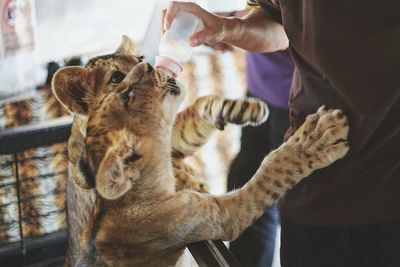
[0,116,73,154]
[189,240,241,267]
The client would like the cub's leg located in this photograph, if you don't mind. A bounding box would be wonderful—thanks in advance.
[172,95,268,158]
[172,96,268,192]
[163,107,350,244]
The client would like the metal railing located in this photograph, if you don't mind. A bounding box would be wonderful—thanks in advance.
[0,118,240,267]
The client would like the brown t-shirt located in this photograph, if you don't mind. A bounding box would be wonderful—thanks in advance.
[249,0,400,226]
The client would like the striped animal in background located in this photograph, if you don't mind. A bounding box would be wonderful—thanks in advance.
[2,101,43,241]
[0,59,80,245]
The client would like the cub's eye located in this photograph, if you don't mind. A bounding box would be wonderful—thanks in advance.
[110,71,125,84]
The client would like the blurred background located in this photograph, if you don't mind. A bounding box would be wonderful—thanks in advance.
[0,0,247,98]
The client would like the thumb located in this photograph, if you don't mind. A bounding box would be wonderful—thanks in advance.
[161,9,167,36]
[189,29,211,47]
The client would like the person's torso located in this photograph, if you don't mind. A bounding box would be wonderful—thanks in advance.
[255,0,400,225]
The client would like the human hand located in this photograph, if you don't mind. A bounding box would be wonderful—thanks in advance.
[204,43,234,52]
[162,1,238,50]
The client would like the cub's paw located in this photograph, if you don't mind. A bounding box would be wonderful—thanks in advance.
[175,171,209,193]
[287,106,350,170]
[196,96,268,130]
[177,177,209,193]
[173,159,209,193]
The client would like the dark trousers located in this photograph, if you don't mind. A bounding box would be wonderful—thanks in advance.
[281,216,400,267]
[227,104,290,267]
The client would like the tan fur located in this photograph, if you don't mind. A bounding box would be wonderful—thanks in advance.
[58,37,144,266]
[53,37,350,267]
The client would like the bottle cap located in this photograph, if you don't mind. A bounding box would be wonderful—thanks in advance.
[154,56,183,77]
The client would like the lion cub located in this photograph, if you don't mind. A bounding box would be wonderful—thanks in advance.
[52,37,349,267]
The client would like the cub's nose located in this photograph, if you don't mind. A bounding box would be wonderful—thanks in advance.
[125,62,152,84]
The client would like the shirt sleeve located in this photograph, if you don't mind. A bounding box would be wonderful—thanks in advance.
[246,0,283,24]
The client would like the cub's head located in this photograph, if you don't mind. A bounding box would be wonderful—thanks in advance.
[52,36,185,200]
[52,35,143,115]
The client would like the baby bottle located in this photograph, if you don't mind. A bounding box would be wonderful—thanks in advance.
[155,10,203,77]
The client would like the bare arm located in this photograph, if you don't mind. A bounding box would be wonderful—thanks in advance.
[163,2,288,53]
[223,8,289,52]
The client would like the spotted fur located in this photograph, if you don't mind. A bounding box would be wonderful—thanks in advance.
[53,36,350,267]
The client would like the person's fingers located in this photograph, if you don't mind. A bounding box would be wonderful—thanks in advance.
[164,2,178,31]
[164,1,209,30]
[161,9,167,36]
[172,2,209,18]
[213,43,234,52]
[219,43,235,52]
[189,29,210,47]
[225,44,235,51]
[212,43,226,51]
[190,31,230,48]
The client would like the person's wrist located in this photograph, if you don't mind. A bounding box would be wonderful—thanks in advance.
[221,17,244,45]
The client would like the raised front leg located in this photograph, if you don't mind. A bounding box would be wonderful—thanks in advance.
[166,107,350,244]
[171,95,268,158]
[172,95,268,192]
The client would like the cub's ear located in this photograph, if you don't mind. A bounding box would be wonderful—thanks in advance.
[96,130,144,200]
[51,66,90,115]
[115,35,136,55]
[96,148,131,200]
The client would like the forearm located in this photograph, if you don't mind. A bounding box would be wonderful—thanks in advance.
[223,9,288,52]
[181,108,349,243]
[164,2,288,52]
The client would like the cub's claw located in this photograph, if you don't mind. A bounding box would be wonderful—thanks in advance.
[287,106,350,170]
